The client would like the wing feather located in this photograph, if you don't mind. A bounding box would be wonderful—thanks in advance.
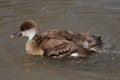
[42,38,77,58]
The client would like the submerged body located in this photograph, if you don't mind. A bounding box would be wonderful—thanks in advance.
[25,37,89,58]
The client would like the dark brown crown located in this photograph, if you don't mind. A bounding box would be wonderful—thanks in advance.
[20,20,38,31]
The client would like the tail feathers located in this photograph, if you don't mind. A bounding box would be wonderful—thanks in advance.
[97,36,103,46]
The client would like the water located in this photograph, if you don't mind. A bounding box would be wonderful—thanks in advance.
[0,0,120,80]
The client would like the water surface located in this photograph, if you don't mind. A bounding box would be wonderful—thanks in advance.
[0,0,120,80]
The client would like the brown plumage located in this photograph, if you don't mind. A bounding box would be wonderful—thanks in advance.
[43,29,103,53]
[10,20,91,58]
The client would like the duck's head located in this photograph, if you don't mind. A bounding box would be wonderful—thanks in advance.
[10,20,40,40]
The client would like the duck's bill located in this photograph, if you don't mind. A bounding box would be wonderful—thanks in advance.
[10,32,22,38]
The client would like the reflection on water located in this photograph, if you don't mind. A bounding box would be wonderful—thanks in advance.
[0,0,120,80]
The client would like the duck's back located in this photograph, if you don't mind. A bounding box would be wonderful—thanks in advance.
[42,29,103,53]
[40,37,79,58]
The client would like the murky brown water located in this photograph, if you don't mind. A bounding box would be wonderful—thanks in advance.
[0,0,120,80]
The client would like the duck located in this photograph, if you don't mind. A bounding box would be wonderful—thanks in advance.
[10,20,91,58]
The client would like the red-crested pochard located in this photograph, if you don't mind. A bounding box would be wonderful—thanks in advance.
[10,20,92,58]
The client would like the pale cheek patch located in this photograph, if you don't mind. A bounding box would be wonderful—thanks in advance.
[22,29,36,40]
